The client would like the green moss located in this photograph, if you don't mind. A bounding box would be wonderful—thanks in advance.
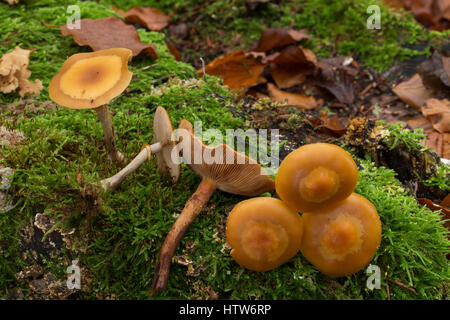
[382,122,428,151]
[424,164,450,191]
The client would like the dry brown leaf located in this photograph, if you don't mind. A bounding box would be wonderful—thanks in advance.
[424,131,450,159]
[442,194,450,208]
[198,50,265,90]
[407,117,433,131]
[165,40,182,61]
[308,111,346,137]
[417,198,450,231]
[0,46,42,97]
[267,83,317,110]
[60,17,158,59]
[417,51,450,94]
[253,28,313,52]
[112,5,170,31]
[312,58,355,105]
[422,99,450,133]
[386,0,450,30]
[392,74,433,109]
[263,45,317,89]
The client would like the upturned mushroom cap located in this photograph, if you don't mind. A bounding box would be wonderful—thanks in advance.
[301,193,381,277]
[177,119,275,196]
[153,106,180,182]
[49,48,133,109]
[226,197,303,271]
[275,143,358,212]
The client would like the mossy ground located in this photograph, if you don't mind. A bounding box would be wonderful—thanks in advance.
[0,0,448,300]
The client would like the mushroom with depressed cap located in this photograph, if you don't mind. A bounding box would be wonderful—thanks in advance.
[49,48,133,163]
[150,119,275,295]
[301,193,381,277]
[226,197,303,272]
[100,106,180,192]
[275,143,358,212]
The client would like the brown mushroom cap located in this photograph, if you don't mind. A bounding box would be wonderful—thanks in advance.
[49,48,133,109]
[300,193,381,277]
[178,119,274,196]
[275,143,358,212]
[153,106,180,182]
[226,197,303,271]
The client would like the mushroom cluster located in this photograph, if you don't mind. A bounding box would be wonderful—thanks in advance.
[150,119,275,295]
[225,143,381,278]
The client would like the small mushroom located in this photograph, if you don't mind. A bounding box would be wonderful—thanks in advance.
[49,48,133,163]
[100,106,180,192]
[301,193,381,277]
[150,119,275,295]
[275,143,358,212]
[226,197,303,272]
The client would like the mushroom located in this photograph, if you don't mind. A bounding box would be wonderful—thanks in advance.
[226,197,303,272]
[49,48,133,163]
[150,119,275,295]
[275,143,358,212]
[300,193,381,277]
[100,106,180,192]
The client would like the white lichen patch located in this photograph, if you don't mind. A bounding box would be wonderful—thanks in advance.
[0,167,14,212]
[0,126,25,147]
[150,77,206,96]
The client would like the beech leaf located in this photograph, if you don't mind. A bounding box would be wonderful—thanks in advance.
[253,28,313,52]
[199,50,265,90]
[267,83,318,110]
[112,6,171,31]
[60,17,158,59]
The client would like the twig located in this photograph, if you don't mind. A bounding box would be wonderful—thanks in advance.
[386,281,391,300]
[361,82,376,96]
[387,278,417,294]
[200,57,207,82]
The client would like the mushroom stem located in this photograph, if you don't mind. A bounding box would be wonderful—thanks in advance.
[99,142,169,192]
[150,178,217,295]
[95,105,125,164]
[100,145,148,192]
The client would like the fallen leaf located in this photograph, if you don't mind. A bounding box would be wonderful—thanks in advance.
[308,112,346,136]
[0,46,42,97]
[263,45,317,89]
[392,74,433,109]
[417,51,450,96]
[442,193,450,208]
[253,28,313,52]
[407,117,433,131]
[112,5,170,31]
[424,131,450,159]
[313,58,355,104]
[198,50,265,89]
[267,83,318,110]
[60,17,158,59]
[422,99,450,133]
[417,198,450,231]
[165,40,182,61]
[386,0,450,30]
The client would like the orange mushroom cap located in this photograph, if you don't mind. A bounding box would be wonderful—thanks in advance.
[300,193,381,277]
[226,197,303,272]
[49,48,133,109]
[275,143,358,212]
